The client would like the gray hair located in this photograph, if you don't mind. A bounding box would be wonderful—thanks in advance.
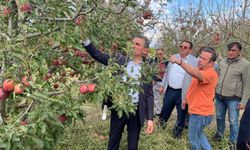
[200,47,217,62]
[134,35,150,48]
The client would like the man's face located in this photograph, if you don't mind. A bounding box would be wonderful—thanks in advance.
[227,45,241,60]
[198,51,214,70]
[132,37,147,57]
[179,42,192,57]
[156,49,164,61]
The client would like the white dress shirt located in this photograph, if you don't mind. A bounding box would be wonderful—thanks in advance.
[168,56,188,89]
[122,61,141,103]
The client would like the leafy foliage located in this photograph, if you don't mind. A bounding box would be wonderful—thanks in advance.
[0,0,152,149]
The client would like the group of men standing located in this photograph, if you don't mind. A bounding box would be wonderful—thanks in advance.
[81,34,250,150]
[155,41,250,150]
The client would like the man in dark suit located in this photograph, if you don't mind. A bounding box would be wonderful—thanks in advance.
[237,99,250,150]
[81,35,154,150]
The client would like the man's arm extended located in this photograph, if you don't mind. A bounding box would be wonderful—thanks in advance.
[82,39,110,65]
[169,55,203,81]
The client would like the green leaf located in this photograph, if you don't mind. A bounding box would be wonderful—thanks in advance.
[0,143,7,148]
[31,137,44,148]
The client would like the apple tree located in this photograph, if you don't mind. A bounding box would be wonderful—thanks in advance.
[0,0,155,149]
[153,0,250,60]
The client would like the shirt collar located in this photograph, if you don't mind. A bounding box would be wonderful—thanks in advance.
[178,54,190,60]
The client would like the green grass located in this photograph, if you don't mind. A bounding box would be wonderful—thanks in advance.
[55,103,234,150]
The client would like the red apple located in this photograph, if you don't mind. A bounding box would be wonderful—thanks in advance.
[0,88,9,101]
[87,84,96,93]
[21,3,32,13]
[61,72,66,77]
[44,72,52,81]
[21,76,30,87]
[78,51,88,58]
[14,83,24,94]
[79,84,88,94]
[52,59,59,65]
[53,83,59,89]
[74,15,84,25]
[57,114,67,123]
[142,11,152,20]
[82,60,90,65]
[70,71,76,77]
[20,120,28,125]
[58,59,67,65]
[3,7,12,17]
[74,50,83,57]
[3,79,14,92]
[63,48,69,53]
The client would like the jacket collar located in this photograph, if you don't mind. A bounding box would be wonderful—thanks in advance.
[226,56,241,63]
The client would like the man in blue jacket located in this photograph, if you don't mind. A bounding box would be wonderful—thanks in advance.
[81,35,154,150]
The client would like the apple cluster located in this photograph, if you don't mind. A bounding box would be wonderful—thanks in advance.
[79,83,96,94]
[2,2,32,17]
[0,76,30,101]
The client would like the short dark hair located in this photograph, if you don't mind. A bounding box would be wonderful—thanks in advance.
[200,47,217,62]
[157,48,164,51]
[134,35,150,48]
[182,40,193,49]
[227,42,242,51]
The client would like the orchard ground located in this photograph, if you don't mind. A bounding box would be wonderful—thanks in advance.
[56,102,244,150]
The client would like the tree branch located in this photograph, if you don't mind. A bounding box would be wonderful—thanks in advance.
[36,2,97,22]
[115,0,130,15]
[15,27,60,42]
[44,90,68,96]
[36,17,72,21]
[0,32,11,42]
[18,100,34,121]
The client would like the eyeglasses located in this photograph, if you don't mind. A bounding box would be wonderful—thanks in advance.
[180,45,189,49]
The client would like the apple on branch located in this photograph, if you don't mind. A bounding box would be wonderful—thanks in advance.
[3,79,15,92]
[87,84,96,93]
[14,83,24,94]
[79,84,88,94]
[0,88,10,101]
[3,7,12,17]
[20,2,32,13]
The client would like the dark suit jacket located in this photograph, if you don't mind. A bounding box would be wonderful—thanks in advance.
[238,99,250,142]
[83,43,154,126]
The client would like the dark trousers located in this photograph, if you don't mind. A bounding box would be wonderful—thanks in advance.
[160,87,187,135]
[108,108,141,150]
[237,100,250,150]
